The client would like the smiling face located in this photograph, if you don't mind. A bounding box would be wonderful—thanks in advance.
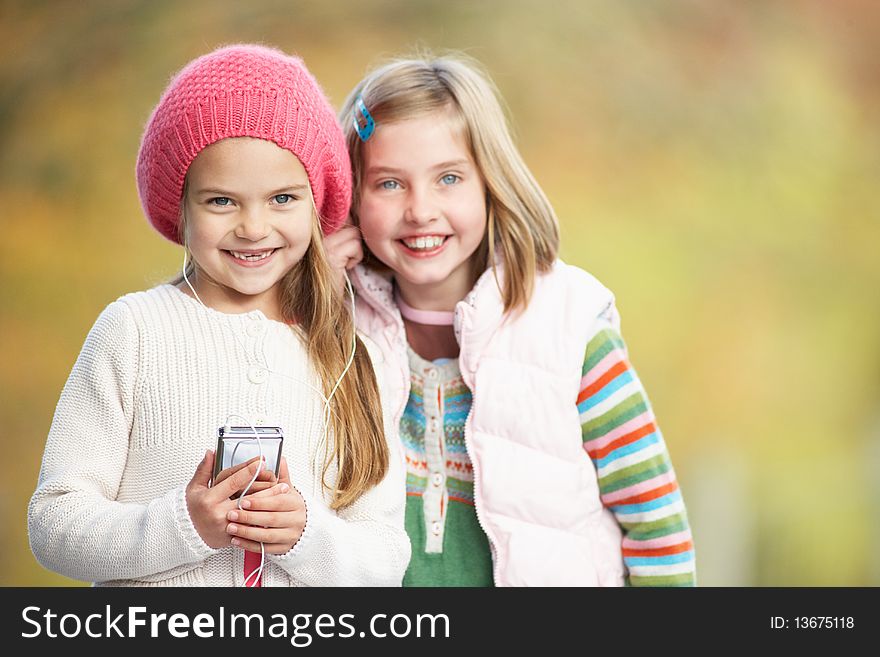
[181,137,314,319]
[357,108,488,310]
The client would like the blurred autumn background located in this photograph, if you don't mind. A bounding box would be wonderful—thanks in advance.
[2,0,878,586]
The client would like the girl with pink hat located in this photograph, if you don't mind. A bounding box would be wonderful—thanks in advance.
[28,44,409,587]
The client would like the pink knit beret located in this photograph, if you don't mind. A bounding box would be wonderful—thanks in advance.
[136,44,351,242]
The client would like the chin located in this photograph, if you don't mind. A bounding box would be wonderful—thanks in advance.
[224,281,277,298]
[402,272,455,287]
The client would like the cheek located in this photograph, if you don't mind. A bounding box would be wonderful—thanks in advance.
[185,223,215,252]
[283,208,317,243]
[295,219,314,242]
[285,233,313,263]
[357,200,394,240]
[454,193,488,240]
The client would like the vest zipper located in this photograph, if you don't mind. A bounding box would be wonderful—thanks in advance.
[461,383,500,587]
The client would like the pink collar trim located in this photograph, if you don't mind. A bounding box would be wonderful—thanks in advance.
[394,288,455,326]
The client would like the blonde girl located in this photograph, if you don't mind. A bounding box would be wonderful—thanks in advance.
[333,54,695,586]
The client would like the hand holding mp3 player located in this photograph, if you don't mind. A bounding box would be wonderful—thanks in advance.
[195,425,306,554]
[221,451,308,556]
[212,426,284,498]
[185,437,286,550]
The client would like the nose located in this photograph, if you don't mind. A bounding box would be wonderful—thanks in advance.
[404,185,439,225]
[234,207,271,242]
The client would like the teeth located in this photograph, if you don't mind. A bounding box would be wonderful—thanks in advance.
[230,250,274,261]
[402,236,445,250]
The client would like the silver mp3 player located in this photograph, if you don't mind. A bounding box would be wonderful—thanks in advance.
[213,425,284,481]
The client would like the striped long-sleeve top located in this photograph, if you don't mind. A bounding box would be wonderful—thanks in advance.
[579,324,696,586]
[401,322,695,586]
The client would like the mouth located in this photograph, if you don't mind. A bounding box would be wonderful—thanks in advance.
[222,248,279,266]
[398,235,449,256]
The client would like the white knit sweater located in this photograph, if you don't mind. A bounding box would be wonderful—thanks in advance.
[28,284,410,586]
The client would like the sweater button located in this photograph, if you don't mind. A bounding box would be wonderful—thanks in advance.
[425,368,438,380]
[246,321,264,337]
[431,472,443,487]
[248,366,268,384]
[431,521,442,536]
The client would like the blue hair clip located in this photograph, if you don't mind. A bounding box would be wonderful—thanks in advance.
[353,96,375,142]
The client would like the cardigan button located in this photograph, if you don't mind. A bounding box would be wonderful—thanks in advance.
[431,472,443,487]
[431,521,442,536]
[246,321,265,337]
[248,366,268,384]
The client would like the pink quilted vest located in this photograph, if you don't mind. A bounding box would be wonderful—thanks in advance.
[352,260,625,586]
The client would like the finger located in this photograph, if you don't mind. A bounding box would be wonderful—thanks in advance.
[230,537,293,555]
[262,543,298,555]
[230,537,264,554]
[226,508,298,529]
[227,523,299,545]
[214,461,261,499]
[338,231,363,248]
[240,481,290,500]
[335,222,360,234]
[212,455,265,487]
[241,480,277,494]
[327,228,362,249]
[328,246,362,270]
[344,241,364,265]
[231,468,276,485]
[232,538,299,554]
[239,493,303,513]
[252,468,277,483]
[278,456,291,486]
[338,244,363,262]
[238,469,276,492]
[323,225,359,248]
[191,450,214,489]
[228,477,277,500]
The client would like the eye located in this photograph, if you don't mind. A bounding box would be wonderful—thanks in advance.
[273,194,293,204]
[380,180,401,190]
[440,174,460,185]
[209,197,232,206]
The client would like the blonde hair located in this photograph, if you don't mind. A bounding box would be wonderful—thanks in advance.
[175,191,388,510]
[340,53,560,312]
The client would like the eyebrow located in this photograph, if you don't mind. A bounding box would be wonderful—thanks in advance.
[365,159,472,176]
[193,183,310,196]
[431,159,471,171]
